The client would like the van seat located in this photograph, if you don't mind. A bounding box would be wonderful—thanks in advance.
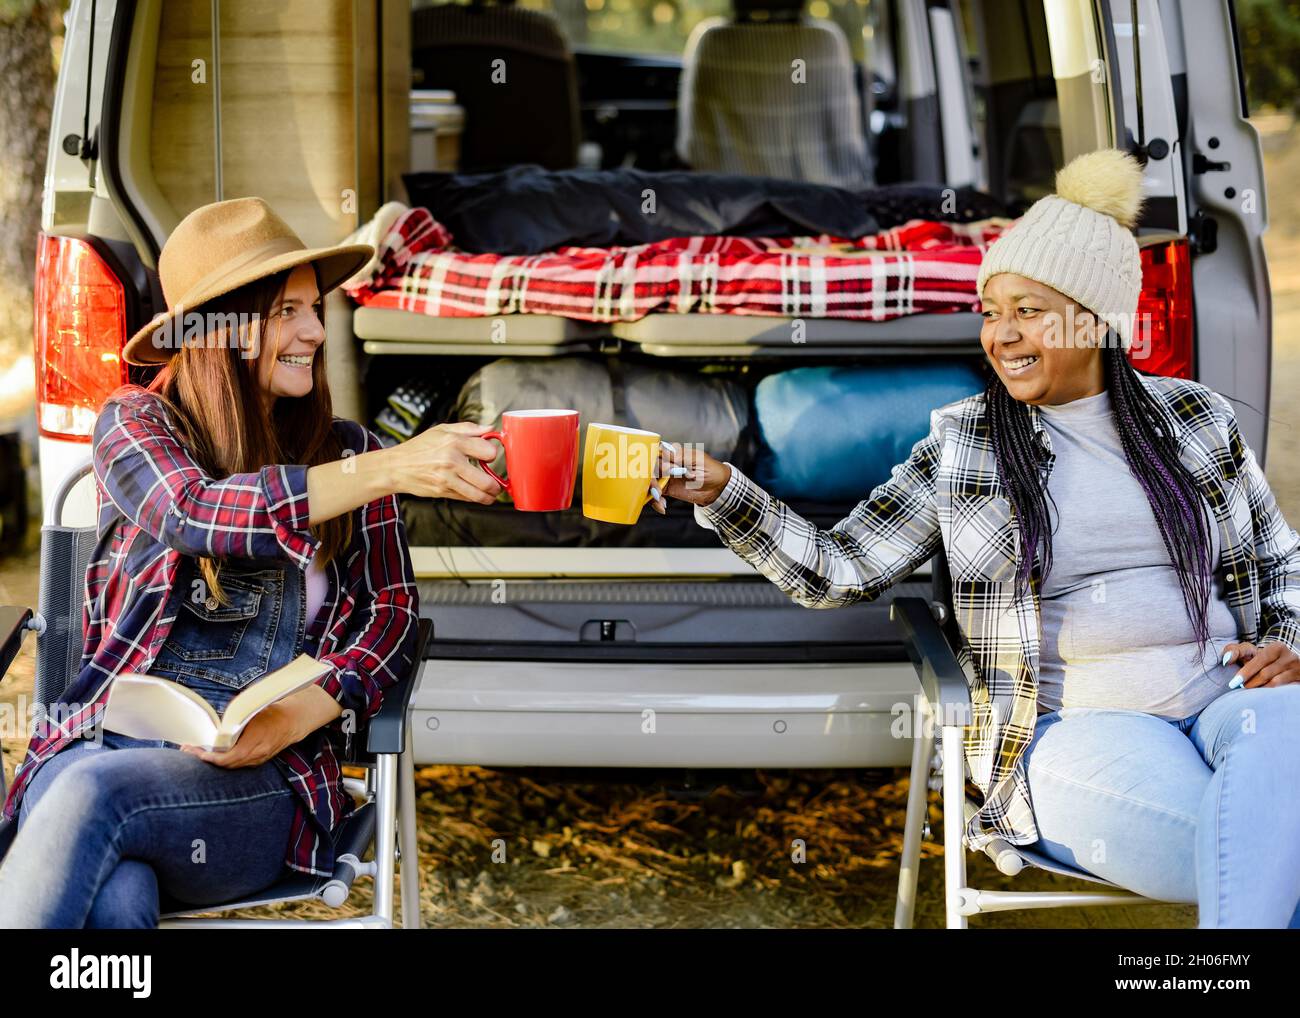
[678,12,871,187]
[410,1,579,172]
[610,312,984,348]
[353,306,600,356]
[352,307,985,357]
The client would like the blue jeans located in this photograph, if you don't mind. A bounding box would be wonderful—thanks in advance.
[0,554,308,929]
[1023,684,1300,928]
[0,730,296,928]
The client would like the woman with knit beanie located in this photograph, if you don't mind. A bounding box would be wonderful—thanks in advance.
[655,148,1300,928]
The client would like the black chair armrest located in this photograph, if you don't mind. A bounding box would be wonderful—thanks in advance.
[0,606,33,685]
[365,617,432,756]
[0,816,16,864]
[890,596,972,726]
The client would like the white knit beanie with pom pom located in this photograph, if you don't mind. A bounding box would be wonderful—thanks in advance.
[976,148,1147,352]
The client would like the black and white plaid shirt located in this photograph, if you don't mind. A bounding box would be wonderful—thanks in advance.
[696,373,1300,852]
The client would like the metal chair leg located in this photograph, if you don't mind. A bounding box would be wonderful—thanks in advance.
[894,695,934,929]
[372,754,398,928]
[941,725,969,929]
[398,719,422,930]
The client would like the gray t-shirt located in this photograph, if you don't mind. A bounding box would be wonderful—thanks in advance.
[1035,387,1239,720]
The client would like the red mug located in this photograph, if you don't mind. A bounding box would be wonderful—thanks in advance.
[476,409,580,511]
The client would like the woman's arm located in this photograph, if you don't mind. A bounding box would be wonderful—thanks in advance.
[310,423,421,746]
[307,421,504,524]
[93,389,322,567]
[93,387,503,566]
[1216,393,1300,653]
[658,414,945,608]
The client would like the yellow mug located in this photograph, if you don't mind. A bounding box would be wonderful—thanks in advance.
[582,423,663,525]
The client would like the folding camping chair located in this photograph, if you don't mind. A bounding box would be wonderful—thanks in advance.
[0,458,429,928]
[889,554,1183,928]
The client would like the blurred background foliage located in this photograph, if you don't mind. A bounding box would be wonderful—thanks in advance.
[1237,0,1300,114]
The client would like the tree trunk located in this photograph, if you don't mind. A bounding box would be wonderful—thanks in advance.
[0,0,56,423]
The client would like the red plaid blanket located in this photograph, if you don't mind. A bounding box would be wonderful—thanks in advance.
[344,205,1012,322]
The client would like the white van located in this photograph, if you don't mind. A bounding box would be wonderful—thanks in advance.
[34,0,1271,773]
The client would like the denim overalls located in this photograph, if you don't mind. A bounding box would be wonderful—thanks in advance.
[0,554,309,927]
[149,555,308,721]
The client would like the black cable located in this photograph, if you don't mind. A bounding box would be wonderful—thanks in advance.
[1130,0,1145,150]
[1017,0,1041,95]
[81,0,98,158]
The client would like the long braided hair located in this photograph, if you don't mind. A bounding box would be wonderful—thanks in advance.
[984,341,1215,655]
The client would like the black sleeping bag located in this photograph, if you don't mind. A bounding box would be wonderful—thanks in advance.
[403,166,1012,254]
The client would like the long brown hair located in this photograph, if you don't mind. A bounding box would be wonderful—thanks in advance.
[145,266,353,606]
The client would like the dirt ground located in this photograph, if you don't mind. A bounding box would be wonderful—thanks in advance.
[3,121,1298,928]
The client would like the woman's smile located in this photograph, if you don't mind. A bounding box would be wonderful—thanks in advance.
[1001,354,1041,377]
[276,352,315,370]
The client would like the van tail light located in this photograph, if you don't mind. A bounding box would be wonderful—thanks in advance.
[33,233,129,442]
[1128,236,1194,379]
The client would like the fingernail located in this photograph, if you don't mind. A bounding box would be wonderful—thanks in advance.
[667,466,688,477]
[1229,674,1245,690]
[1221,651,1232,667]
[649,486,661,501]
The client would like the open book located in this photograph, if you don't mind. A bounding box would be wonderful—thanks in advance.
[102,653,332,751]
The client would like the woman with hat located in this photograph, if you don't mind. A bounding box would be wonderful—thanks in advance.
[0,197,503,927]
[655,148,1300,927]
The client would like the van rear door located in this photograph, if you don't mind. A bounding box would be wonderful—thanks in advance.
[1141,0,1271,456]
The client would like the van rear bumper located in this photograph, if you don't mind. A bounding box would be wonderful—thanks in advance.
[409,659,921,768]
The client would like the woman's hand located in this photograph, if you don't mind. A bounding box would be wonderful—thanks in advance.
[181,685,345,767]
[308,421,503,524]
[650,442,731,514]
[385,422,504,505]
[181,703,300,767]
[1222,640,1300,688]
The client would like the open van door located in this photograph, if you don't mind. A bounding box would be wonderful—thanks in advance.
[1131,0,1271,457]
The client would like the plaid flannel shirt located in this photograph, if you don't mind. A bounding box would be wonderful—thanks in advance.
[697,372,1300,851]
[1,385,421,878]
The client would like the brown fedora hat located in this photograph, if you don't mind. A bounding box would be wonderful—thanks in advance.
[122,196,374,366]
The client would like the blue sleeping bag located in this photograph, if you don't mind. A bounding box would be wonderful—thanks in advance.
[753,361,986,502]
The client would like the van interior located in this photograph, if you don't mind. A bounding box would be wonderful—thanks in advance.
[40,0,1223,686]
